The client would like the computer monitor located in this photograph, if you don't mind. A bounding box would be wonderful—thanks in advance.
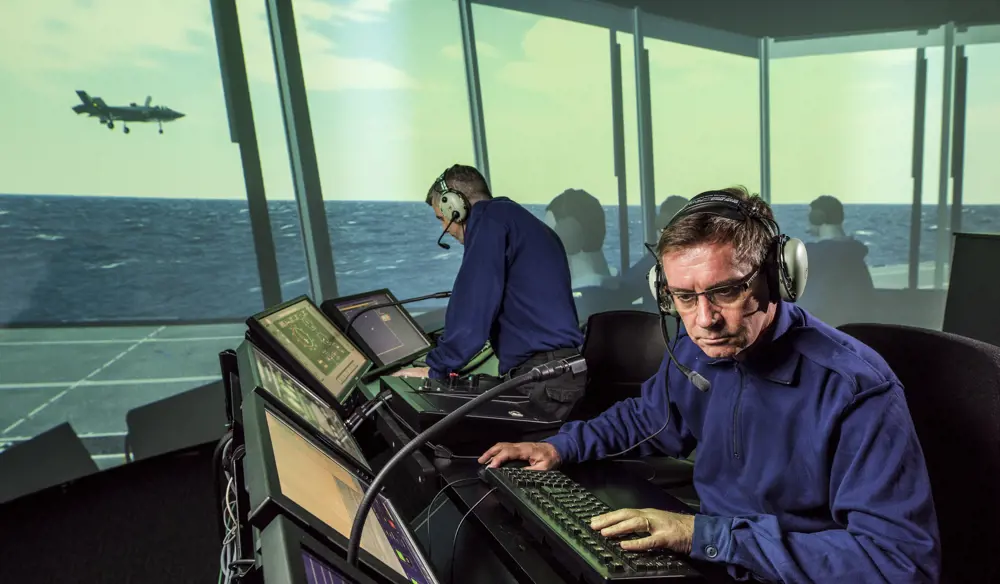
[259,514,379,584]
[944,232,1000,347]
[236,339,371,473]
[249,296,372,411]
[323,289,433,370]
[242,394,439,584]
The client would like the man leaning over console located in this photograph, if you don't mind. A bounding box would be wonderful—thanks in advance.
[394,164,585,420]
[480,187,941,583]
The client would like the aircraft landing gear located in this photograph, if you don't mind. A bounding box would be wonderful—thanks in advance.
[107,121,114,130]
[123,125,130,134]
[157,121,164,134]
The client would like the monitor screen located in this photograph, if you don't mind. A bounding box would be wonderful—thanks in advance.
[332,291,431,368]
[944,233,1000,347]
[256,298,369,402]
[302,548,354,584]
[266,411,434,584]
[251,345,370,470]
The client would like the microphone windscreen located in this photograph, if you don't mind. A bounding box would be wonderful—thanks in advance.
[690,371,711,392]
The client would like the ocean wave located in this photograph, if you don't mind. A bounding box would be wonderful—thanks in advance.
[282,276,308,287]
[33,233,65,241]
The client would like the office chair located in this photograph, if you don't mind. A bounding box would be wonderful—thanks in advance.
[575,311,695,492]
[838,323,1000,584]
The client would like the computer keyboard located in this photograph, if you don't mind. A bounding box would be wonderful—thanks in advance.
[481,466,701,583]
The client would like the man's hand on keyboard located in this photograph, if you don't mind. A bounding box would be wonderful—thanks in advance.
[393,367,429,378]
[478,442,561,471]
[590,508,695,555]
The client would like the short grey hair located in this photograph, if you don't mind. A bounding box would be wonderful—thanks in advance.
[425,164,492,208]
[656,185,775,271]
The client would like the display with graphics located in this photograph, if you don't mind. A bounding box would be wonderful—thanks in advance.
[254,297,369,403]
[331,290,432,368]
[251,345,369,471]
[266,411,434,584]
[302,549,352,584]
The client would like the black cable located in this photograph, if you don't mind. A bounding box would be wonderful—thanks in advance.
[449,487,497,584]
[416,477,480,558]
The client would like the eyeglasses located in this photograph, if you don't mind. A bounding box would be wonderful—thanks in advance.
[667,268,761,313]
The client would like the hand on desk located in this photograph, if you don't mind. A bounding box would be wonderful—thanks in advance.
[393,366,430,378]
[591,508,695,555]
[478,442,561,471]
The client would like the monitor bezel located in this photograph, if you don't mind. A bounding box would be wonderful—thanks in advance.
[242,393,440,584]
[247,295,373,415]
[235,339,373,478]
[258,514,380,584]
[321,288,434,371]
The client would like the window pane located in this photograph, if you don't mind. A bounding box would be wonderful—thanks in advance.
[960,43,1000,224]
[474,7,639,284]
[0,1,255,467]
[293,0,473,312]
[646,38,760,201]
[771,48,934,292]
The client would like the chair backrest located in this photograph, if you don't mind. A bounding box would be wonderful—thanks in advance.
[838,323,1000,584]
[573,311,666,419]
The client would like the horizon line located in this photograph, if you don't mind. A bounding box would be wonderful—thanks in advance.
[1,193,994,206]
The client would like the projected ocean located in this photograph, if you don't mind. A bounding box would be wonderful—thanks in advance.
[1,194,996,325]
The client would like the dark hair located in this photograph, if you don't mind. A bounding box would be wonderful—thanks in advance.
[425,164,491,206]
[809,195,844,225]
[656,186,775,270]
[656,195,690,230]
[546,189,606,253]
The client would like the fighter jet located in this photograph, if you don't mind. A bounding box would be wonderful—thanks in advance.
[72,90,185,134]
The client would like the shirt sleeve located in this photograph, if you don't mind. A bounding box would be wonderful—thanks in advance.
[544,354,696,463]
[425,216,507,380]
[690,381,941,584]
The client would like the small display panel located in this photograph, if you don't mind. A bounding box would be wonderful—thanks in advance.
[302,548,353,584]
[266,411,434,584]
[332,291,431,368]
[255,297,369,402]
[251,345,369,470]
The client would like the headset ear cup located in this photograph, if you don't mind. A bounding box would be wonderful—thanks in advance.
[439,192,469,224]
[647,264,677,317]
[775,236,809,302]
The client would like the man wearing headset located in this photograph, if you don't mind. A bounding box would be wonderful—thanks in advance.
[394,164,585,420]
[480,186,940,582]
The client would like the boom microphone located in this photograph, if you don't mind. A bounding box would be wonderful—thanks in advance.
[437,218,456,250]
[345,355,588,567]
[344,291,452,333]
[660,316,711,392]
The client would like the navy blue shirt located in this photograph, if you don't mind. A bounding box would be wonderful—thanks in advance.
[425,197,583,380]
[546,302,940,583]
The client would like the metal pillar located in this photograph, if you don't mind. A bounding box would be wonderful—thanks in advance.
[458,0,490,185]
[210,0,282,308]
[265,0,339,301]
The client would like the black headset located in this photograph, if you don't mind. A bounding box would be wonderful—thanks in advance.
[647,190,809,317]
[435,166,472,225]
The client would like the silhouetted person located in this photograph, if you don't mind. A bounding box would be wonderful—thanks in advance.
[544,189,614,289]
[617,196,690,310]
[798,195,876,327]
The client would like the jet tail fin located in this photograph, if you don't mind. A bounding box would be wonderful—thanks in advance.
[75,90,107,110]
[144,96,152,107]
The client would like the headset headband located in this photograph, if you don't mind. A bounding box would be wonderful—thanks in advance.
[667,190,779,241]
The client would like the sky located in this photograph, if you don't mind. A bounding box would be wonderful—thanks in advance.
[0,0,997,205]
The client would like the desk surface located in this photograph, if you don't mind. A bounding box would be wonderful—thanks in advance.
[434,458,733,584]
